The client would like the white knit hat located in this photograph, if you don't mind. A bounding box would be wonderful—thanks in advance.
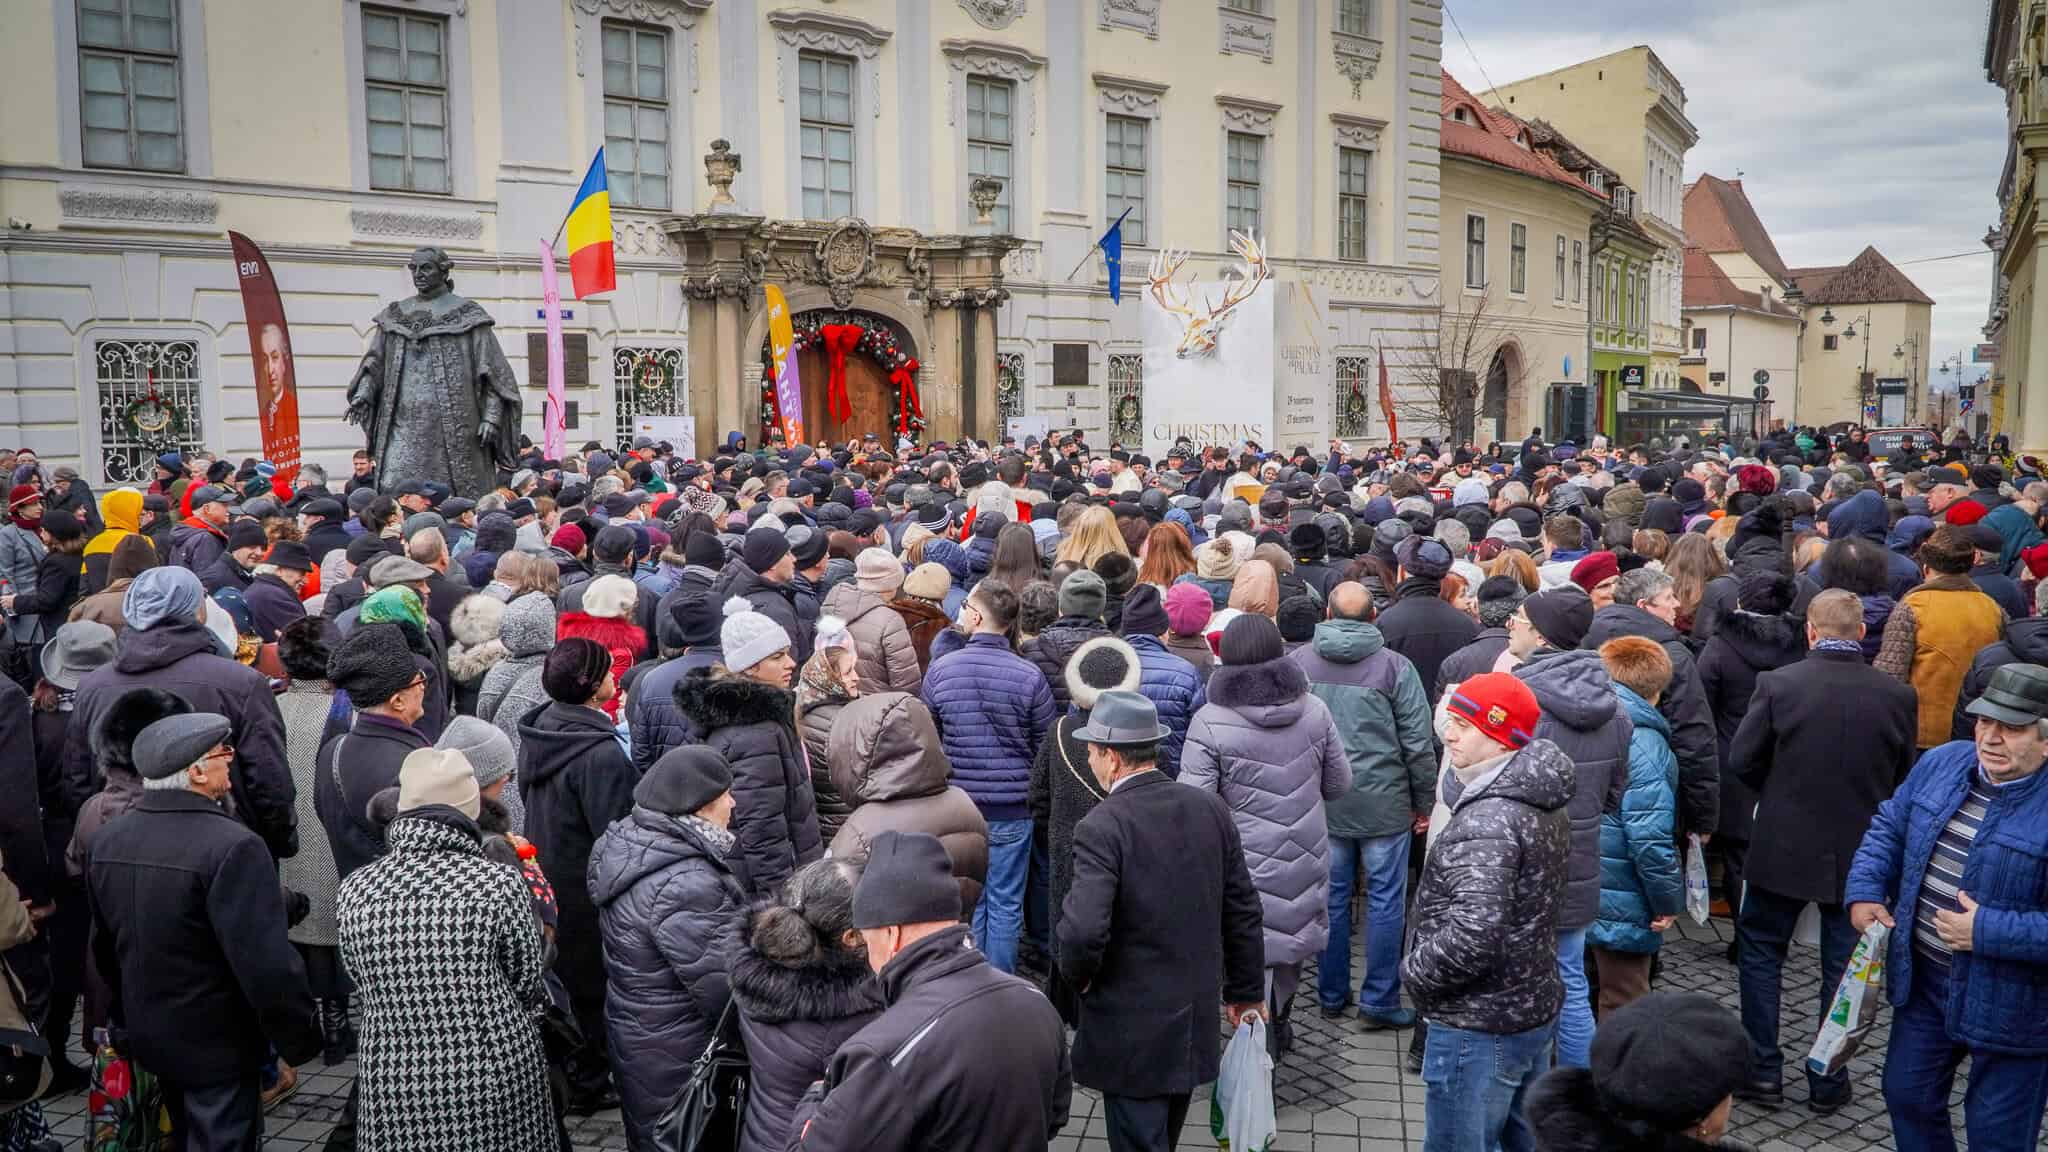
[815,614,854,656]
[855,547,904,595]
[582,574,638,620]
[398,747,480,819]
[721,596,792,673]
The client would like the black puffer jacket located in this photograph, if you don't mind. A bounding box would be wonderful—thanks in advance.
[673,669,823,897]
[586,808,745,1152]
[1581,605,1720,837]
[1526,1066,1763,1152]
[1401,738,1573,1035]
[1022,615,1111,716]
[1696,610,1805,842]
[729,929,883,1152]
[1513,651,1629,932]
[1953,615,2048,741]
[796,679,857,844]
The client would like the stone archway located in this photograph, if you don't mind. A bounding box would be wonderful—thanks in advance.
[760,308,920,445]
[1482,341,1524,446]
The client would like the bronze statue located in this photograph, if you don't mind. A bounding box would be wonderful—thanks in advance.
[348,246,521,496]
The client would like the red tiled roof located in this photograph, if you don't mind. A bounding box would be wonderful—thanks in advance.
[1683,247,1797,318]
[1789,247,1935,307]
[1440,71,1605,202]
[1682,175,1791,287]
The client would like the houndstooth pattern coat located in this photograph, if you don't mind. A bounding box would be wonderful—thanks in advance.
[338,809,557,1152]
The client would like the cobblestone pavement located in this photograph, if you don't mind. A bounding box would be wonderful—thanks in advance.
[35,915,1997,1150]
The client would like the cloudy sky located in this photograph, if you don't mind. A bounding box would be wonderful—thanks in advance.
[1451,0,2006,390]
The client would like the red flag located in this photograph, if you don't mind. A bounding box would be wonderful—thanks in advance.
[1377,340,1398,444]
[228,232,301,487]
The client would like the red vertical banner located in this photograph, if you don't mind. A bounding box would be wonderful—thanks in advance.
[228,231,302,487]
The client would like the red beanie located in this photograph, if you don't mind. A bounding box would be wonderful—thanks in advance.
[1446,672,1541,750]
[1943,499,1988,526]
[1569,551,1620,594]
[551,522,588,554]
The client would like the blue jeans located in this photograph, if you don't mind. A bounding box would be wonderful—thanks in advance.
[1421,1019,1553,1152]
[973,818,1032,974]
[1318,832,1409,1014]
[1552,927,1593,1068]
[1883,963,2048,1152]
[1736,885,1854,1097]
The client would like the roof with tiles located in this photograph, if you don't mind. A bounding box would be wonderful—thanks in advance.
[1683,246,1797,318]
[1787,247,1935,307]
[1440,71,1606,203]
[1682,175,1792,287]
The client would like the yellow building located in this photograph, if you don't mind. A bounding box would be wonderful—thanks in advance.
[1484,45,1696,397]
[0,0,1446,481]
[1988,0,2045,448]
[1679,176,1801,420]
[1788,250,1934,429]
[1436,71,1602,447]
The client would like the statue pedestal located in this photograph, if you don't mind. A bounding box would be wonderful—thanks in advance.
[1140,281,1333,459]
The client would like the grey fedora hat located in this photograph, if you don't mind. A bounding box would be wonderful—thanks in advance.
[1965,663,2048,727]
[41,619,117,691]
[1073,689,1170,747]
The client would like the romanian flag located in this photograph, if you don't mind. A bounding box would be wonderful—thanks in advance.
[565,150,616,299]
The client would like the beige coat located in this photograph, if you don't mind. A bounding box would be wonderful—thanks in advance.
[827,692,988,919]
[821,583,923,696]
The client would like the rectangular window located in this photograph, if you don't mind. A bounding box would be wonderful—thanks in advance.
[1509,223,1528,295]
[1337,146,1369,262]
[78,0,183,171]
[1225,132,1263,237]
[1625,269,1636,329]
[798,52,855,220]
[1464,214,1486,289]
[1222,0,1265,11]
[363,7,450,193]
[1336,0,1370,35]
[1108,354,1143,445]
[1824,334,1839,352]
[1104,114,1148,247]
[966,76,1014,233]
[600,22,669,209]
[1572,241,1583,303]
[1691,326,1707,351]
[1554,236,1567,301]
[1638,273,1649,333]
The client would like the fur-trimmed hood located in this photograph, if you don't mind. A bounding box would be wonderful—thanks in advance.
[447,636,509,684]
[726,924,882,1026]
[1205,655,1310,727]
[450,593,504,648]
[1065,635,1140,709]
[1713,609,1804,671]
[674,665,795,732]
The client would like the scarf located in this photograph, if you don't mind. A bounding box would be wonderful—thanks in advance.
[360,585,429,633]
[680,813,737,857]
[1812,637,1862,654]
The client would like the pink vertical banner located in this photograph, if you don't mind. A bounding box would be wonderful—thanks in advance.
[540,240,567,459]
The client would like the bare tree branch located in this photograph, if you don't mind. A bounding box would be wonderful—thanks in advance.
[1387,286,1533,445]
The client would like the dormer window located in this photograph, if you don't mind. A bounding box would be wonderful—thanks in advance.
[1453,107,1471,124]
[1587,171,1604,192]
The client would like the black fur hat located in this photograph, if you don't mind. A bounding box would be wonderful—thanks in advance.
[92,686,193,781]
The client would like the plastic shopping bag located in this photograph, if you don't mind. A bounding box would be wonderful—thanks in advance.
[1209,1017,1277,1152]
[1807,922,1890,1078]
[1684,834,1711,926]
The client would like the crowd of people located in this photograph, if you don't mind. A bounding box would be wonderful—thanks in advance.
[0,420,2045,1151]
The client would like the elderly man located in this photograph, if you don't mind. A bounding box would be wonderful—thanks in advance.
[1583,566,1720,840]
[1057,691,1264,1152]
[1847,663,2048,1151]
[86,712,320,1149]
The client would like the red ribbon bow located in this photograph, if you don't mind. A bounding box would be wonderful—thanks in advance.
[820,324,865,424]
[891,357,922,434]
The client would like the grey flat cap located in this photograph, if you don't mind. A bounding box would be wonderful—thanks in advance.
[368,556,437,587]
[134,712,232,781]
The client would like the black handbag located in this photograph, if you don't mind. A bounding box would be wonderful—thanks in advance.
[653,998,749,1152]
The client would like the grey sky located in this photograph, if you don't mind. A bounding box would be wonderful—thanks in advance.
[1450,0,2004,389]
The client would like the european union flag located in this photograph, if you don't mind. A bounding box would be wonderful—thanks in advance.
[1101,207,1132,304]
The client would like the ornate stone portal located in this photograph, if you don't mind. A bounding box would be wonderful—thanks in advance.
[661,210,1018,456]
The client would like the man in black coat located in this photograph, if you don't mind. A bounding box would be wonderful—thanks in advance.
[242,539,312,643]
[1580,566,1721,838]
[791,831,1070,1151]
[86,711,320,1148]
[1056,691,1264,1152]
[319,535,394,623]
[298,498,352,566]
[314,623,431,881]
[1725,588,1919,1108]
[715,528,811,664]
[1377,536,1479,699]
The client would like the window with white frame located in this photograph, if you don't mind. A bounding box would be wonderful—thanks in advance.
[614,346,688,449]
[1337,146,1370,262]
[78,0,183,171]
[1335,355,1371,438]
[1691,326,1707,352]
[1572,241,1583,303]
[1638,272,1649,335]
[966,76,1014,233]
[1625,268,1635,330]
[1509,223,1527,295]
[1222,0,1266,11]
[798,52,855,220]
[1336,0,1371,35]
[1226,132,1262,237]
[1554,236,1567,301]
[1464,215,1486,289]
[1105,115,1148,247]
[601,23,669,209]
[363,7,450,193]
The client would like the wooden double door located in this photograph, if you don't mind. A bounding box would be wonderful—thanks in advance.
[797,346,893,445]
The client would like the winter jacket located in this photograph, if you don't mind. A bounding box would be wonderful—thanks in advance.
[1123,633,1206,777]
[1589,686,1682,954]
[0,680,51,907]
[556,609,646,722]
[1696,610,1805,842]
[822,583,924,695]
[922,632,1055,823]
[729,933,883,1152]
[0,522,45,643]
[1845,741,2048,1055]
[1953,615,2048,740]
[337,810,554,1152]
[314,712,429,882]
[673,668,823,896]
[66,618,297,859]
[796,676,857,843]
[1180,655,1349,966]
[1291,619,1436,839]
[1377,576,1480,698]
[1828,490,1923,599]
[1876,574,2006,748]
[625,647,722,772]
[199,550,253,595]
[86,788,322,1085]
[827,691,989,916]
[1435,626,1512,700]
[886,595,952,672]
[476,593,556,764]
[1515,650,1630,931]
[1972,561,2027,620]
[1683,574,1740,652]
[241,571,305,642]
[1401,738,1574,1035]
[168,516,227,575]
[788,924,1071,1152]
[587,807,746,1152]
[303,511,354,569]
[1022,614,1112,717]
[279,682,342,949]
[718,561,811,665]
[8,543,82,640]
[1581,604,1720,837]
[446,593,508,719]
[1164,630,1217,683]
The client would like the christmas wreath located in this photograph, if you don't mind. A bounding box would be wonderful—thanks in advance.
[121,378,190,445]
[759,313,929,442]
[1113,394,1141,436]
[631,351,675,402]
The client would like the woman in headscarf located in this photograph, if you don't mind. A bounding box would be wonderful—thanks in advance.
[794,615,861,844]
[1227,557,1280,620]
[359,584,451,741]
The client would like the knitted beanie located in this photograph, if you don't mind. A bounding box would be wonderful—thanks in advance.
[742,527,791,572]
[1218,612,1284,666]
[581,573,638,620]
[721,596,792,673]
[542,636,613,704]
[437,716,516,790]
[902,562,951,601]
[1058,569,1109,621]
[1164,580,1213,636]
[855,547,905,595]
[1445,671,1540,750]
[397,747,480,819]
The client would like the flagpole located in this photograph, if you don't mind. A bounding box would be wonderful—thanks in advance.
[1064,207,1133,283]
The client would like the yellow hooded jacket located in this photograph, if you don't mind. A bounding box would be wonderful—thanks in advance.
[81,487,143,591]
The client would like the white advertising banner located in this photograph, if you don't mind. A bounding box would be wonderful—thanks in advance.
[1273,282,1335,453]
[1140,283,1274,462]
[1004,415,1052,445]
[634,415,697,457]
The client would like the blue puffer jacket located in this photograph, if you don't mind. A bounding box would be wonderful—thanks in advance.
[1124,633,1206,777]
[1845,741,2048,1055]
[921,632,1054,822]
[626,647,723,773]
[1589,685,1683,954]
[1828,489,1922,599]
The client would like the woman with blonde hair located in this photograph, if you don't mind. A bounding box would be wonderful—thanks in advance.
[1135,521,1196,589]
[1052,504,1130,570]
[1665,532,1735,646]
[1485,547,1541,593]
[1631,528,1670,566]
[1228,558,1280,619]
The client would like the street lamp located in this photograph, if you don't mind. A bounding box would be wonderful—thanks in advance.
[1828,308,1876,423]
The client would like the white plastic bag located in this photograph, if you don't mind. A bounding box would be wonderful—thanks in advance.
[1684,834,1711,925]
[1209,1017,1276,1152]
[1808,923,1890,1078]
